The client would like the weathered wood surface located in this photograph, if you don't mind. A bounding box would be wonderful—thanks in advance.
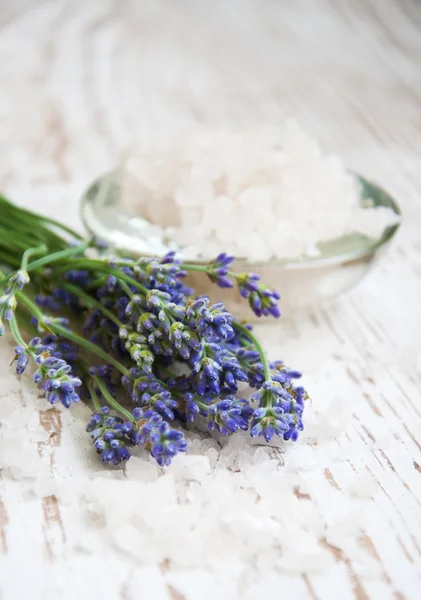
[0,1,421,598]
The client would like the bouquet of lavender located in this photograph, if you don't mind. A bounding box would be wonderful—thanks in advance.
[0,195,307,467]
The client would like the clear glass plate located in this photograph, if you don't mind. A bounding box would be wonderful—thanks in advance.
[80,171,401,316]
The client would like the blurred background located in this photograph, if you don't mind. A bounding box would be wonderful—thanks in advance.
[0,0,420,232]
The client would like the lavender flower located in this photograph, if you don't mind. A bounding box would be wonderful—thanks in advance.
[0,294,16,321]
[140,256,192,301]
[187,297,234,342]
[129,408,187,465]
[35,294,62,311]
[184,392,200,422]
[236,273,281,318]
[250,368,307,443]
[30,315,70,334]
[41,334,78,366]
[270,360,303,384]
[149,421,187,467]
[194,356,221,396]
[14,345,29,375]
[250,406,292,442]
[87,406,132,465]
[168,322,201,361]
[89,365,116,398]
[130,408,163,446]
[207,253,235,289]
[83,309,102,334]
[36,286,81,312]
[128,369,164,404]
[1,201,308,471]
[89,235,109,250]
[8,270,30,290]
[13,335,78,378]
[123,330,156,370]
[145,390,179,421]
[207,397,253,435]
[252,380,296,406]
[220,355,249,392]
[283,415,304,442]
[30,338,81,408]
[65,269,90,287]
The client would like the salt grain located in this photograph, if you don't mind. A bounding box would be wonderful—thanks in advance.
[125,456,160,482]
[123,122,398,261]
[0,342,385,596]
[168,454,211,481]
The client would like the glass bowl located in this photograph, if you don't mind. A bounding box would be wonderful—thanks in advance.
[80,170,401,317]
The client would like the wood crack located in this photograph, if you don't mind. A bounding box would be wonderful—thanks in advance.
[320,538,369,600]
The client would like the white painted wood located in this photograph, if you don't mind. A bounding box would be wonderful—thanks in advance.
[0,1,421,598]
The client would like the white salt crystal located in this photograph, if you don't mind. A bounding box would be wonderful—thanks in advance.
[123,124,397,262]
[204,447,220,469]
[239,187,267,211]
[175,178,213,209]
[202,195,227,237]
[213,196,235,243]
[113,523,144,558]
[125,456,159,482]
[252,446,273,464]
[245,232,272,261]
[167,454,211,481]
[244,459,279,480]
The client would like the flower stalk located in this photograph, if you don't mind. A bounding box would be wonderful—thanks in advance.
[0,196,308,467]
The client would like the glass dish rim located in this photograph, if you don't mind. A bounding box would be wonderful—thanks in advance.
[80,170,402,271]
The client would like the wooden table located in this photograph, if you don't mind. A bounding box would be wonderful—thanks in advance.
[0,1,420,598]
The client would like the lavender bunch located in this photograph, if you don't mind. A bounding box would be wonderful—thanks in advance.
[0,195,308,468]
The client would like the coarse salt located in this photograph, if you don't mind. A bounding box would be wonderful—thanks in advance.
[122,122,397,261]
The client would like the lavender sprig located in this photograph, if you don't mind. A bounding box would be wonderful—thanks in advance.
[0,209,308,469]
[87,406,132,465]
[179,256,281,318]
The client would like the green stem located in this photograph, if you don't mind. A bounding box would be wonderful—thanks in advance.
[180,262,240,282]
[26,243,89,272]
[16,291,43,319]
[0,194,83,240]
[9,315,28,348]
[0,252,20,270]
[87,380,101,412]
[178,263,210,273]
[15,290,129,376]
[195,399,211,412]
[61,282,122,328]
[233,321,272,382]
[119,280,135,299]
[94,376,133,421]
[49,259,149,296]
[106,258,219,282]
[0,209,71,255]
[21,244,48,271]
[39,216,83,240]
[0,231,30,251]
[51,323,129,376]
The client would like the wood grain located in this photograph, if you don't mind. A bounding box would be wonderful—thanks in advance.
[0,1,420,598]
[0,474,9,554]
